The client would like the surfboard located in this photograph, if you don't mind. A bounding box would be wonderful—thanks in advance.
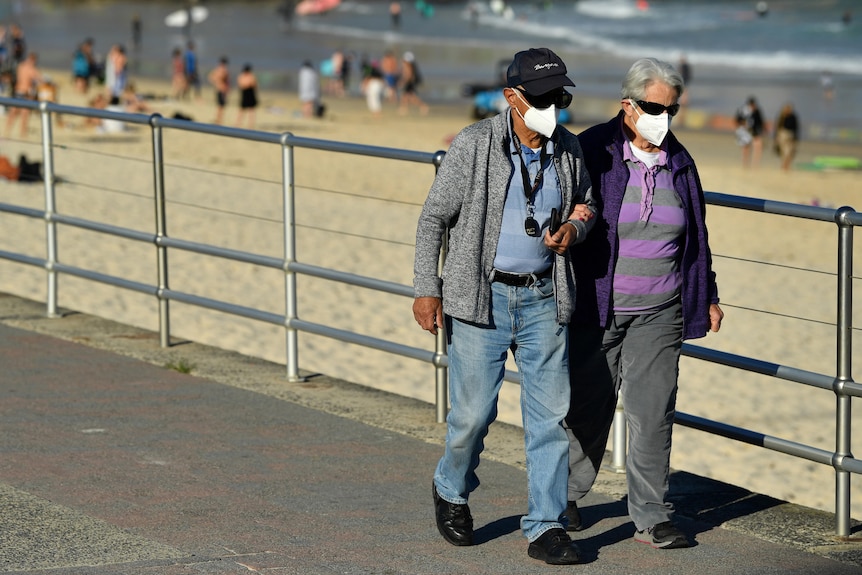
[814,156,860,169]
[294,0,341,16]
[798,156,860,171]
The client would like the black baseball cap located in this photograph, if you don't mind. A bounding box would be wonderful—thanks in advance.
[506,47,575,96]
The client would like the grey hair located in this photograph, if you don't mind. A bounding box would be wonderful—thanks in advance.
[620,57,685,100]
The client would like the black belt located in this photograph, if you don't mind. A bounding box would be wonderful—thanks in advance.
[491,268,551,287]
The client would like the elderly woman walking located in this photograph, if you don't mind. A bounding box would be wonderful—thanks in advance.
[564,57,724,550]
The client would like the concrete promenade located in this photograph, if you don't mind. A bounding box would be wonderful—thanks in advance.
[0,292,861,574]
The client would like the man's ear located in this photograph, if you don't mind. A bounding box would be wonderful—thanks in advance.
[505,87,525,112]
[503,87,516,107]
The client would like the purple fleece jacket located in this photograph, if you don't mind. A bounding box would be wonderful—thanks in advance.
[572,112,719,341]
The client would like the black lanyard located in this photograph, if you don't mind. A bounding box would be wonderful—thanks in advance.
[513,135,549,237]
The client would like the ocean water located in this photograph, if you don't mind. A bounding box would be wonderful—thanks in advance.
[6,0,862,138]
[496,0,862,75]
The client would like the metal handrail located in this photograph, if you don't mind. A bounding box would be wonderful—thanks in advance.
[0,96,855,535]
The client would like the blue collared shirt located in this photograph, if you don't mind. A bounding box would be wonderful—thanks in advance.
[493,117,562,274]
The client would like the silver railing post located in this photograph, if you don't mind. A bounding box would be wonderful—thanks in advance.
[150,114,171,347]
[610,396,627,473]
[834,207,854,537]
[39,102,60,318]
[281,133,304,382]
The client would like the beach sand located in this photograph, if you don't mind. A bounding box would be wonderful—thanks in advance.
[1,69,861,519]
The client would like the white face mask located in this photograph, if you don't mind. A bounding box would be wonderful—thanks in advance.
[630,99,670,147]
[515,91,557,138]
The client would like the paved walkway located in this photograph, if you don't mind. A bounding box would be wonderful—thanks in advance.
[0,293,861,574]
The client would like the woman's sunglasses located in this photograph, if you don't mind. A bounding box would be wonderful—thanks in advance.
[518,89,573,110]
[633,99,680,117]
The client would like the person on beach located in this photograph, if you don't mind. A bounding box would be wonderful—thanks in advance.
[736,96,764,168]
[0,26,7,92]
[361,60,385,117]
[820,71,834,101]
[341,51,354,96]
[563,57,723,550]
[235,63,258,128]
[131,13,142,53]
[72,37,96,94]
[380,50,399,102]
[413,47,595,565]
[109,45,129,100]
[774,102,799,172]
[170,47,187,100]
[390,1,402,28]
[2,23,27,95]
[104,44,118,97]
[298,60,322,118]
[5,52,42,138]
[119,82,151,114]
[398,51,428,116]
[325,49,345,97]
[9,24,26,68]
[184,41,201,99]
[208,56,230,124]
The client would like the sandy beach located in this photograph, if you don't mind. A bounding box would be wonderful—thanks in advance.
[0,67,861,520]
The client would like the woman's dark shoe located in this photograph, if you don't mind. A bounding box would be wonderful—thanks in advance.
[564,500,584,531]
[527,528,581,565]
[634,521,690,549]
[432,483,473,546]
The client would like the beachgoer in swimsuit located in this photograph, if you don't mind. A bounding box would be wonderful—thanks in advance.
[236,63,258,128]
[5,52,42,137]
[380,50,399,102]
[398,51,428,115]
[208,56,230,124]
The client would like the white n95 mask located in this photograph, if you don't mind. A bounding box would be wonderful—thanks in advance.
[630,99,670,147]
[516,91,558,138]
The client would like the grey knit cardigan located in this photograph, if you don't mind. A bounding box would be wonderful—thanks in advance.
[413,111,595,325]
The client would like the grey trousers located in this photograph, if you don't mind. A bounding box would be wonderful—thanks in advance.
[565,301,683,531]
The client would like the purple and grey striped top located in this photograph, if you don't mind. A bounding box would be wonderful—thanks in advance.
[613,142,686,314]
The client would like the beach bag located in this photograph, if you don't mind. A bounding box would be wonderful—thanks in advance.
[17,155,42,182]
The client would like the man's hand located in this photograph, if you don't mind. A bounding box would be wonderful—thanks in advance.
[413,296,444,335]
[545,203,595,254]
[545,223,578,254]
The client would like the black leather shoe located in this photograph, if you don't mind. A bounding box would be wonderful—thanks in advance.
[528,528,581,565]
[564,500,584,531]
[433,483,473,546]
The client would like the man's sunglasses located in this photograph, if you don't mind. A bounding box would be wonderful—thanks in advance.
[518,89,573,110]
[633,99,680,117]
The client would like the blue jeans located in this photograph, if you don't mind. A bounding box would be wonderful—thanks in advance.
[434,278,570,541]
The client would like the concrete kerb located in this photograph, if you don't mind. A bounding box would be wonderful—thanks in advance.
[0,292,860,567]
